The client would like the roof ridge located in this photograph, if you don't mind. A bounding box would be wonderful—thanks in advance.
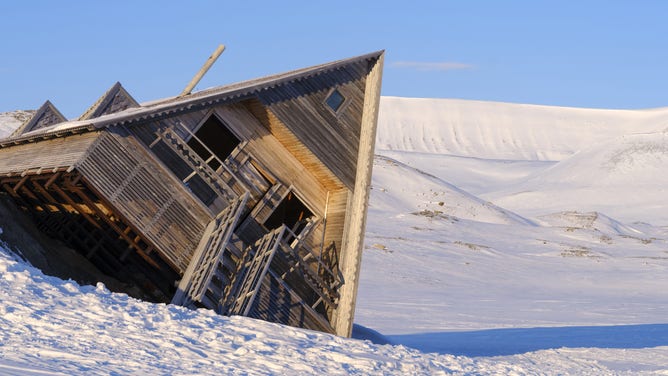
[10,100,67,137]
[3,50,385,144]
[78,82,139,121]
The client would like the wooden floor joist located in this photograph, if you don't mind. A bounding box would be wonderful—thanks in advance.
[0,169,167,271]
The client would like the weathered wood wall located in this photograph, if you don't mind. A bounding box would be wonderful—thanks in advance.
[213,103,348,256]
[0,132,100,175]
[335,55,384,337]
[256,61,369,190]
[77,130,213,273]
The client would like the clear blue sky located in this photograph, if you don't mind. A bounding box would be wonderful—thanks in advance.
[1,1,667,117]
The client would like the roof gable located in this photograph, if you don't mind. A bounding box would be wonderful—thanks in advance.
[10,100,67,137]
[78,82,139,121]
[2,51,384,145]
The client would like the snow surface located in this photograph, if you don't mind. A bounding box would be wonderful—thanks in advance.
[0,111,32,138]
[3,98,668,374]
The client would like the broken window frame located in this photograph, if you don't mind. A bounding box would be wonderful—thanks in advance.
[186,110,244,171]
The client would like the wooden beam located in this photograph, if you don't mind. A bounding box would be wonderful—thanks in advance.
[179,44,225,97]
[2,183,21,198]
[44,172,62,190]
[47,183,103,230]
[64,180,162,270]
[13,175,30,194]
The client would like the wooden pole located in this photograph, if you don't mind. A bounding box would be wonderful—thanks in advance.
[179,44,226,97]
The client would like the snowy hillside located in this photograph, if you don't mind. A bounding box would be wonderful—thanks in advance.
[487,131,668,223]
[3,97,668,374]
[363,98,668,373]
[0,110,33,138]
[378,97,668,160]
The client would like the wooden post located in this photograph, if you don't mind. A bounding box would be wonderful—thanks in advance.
[334,52,384,337]
[179,44,226,97]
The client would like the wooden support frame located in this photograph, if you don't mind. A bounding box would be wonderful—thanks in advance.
[229,226,285,316]
[0,169,167,271]
[62,175,161,270]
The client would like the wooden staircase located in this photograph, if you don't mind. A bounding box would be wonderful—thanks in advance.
[171,193,248,310]
[156,127,238,204]
[221,224,343,333]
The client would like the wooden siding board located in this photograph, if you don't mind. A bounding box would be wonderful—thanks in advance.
[241,99,343,193]
[321,188,349,256]
[258,67,368,190]
[0,132,100,175]
[334,54,384,337]
[214,104,333,212]
[77,131,212,273]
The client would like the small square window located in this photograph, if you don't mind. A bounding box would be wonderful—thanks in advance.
[325,89,345,113]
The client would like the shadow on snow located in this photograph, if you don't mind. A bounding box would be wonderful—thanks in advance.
[387,324,668,357]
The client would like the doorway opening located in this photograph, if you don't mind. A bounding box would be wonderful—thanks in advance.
[264,191,314,235]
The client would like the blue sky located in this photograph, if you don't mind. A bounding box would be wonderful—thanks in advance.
[1,1,667,117]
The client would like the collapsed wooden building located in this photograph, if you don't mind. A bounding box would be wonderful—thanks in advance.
[0,50,384,337]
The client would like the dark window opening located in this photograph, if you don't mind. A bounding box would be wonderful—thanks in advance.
[264,192,313,235]
[325,89,345,113]
[188,115,241,170]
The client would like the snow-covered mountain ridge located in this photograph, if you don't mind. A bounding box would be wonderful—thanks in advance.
[377,97,668,224]
[378,96,668,161]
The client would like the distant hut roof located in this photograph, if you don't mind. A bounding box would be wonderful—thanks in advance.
[10,100,67,137]
[78,82,139,121]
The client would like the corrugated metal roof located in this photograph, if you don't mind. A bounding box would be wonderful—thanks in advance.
[0,50,383,148]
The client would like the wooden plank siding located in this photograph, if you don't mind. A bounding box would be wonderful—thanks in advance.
[77,130,213,273]
[320,188,350,267]
[0,132,100,175]
[334,54,384,336]
[243,98,343,193]
[213,103,335,214]
[257,69,367,190]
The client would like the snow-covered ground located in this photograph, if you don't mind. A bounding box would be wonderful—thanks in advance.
[2,98,668,374]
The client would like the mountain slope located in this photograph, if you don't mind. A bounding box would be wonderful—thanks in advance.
[378,97,668,161]
[486,131,668,223]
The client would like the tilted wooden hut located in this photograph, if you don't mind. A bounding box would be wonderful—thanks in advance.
[0,50,384,337]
